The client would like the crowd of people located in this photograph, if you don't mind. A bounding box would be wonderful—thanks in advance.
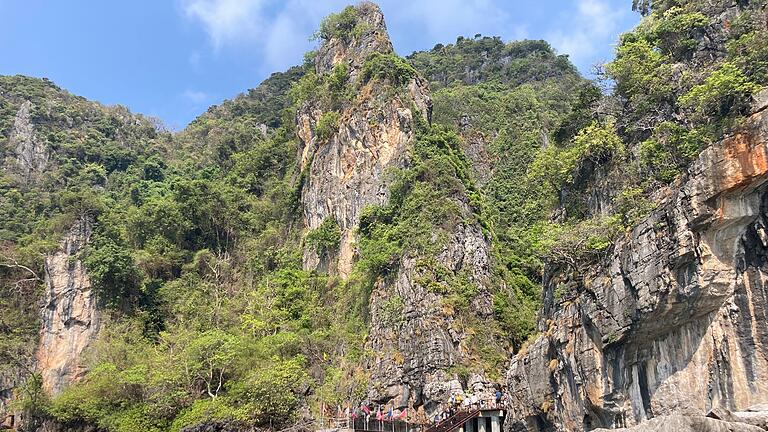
[319,388,510,430]
[431,389,508,424]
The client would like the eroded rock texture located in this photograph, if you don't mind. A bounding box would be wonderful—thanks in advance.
[36,217,100,396]
[298,2,496,414]
[505,95,768,431]
[7,100,48,185]
[593,414,766,432]
[366,209,496,412]
[298,3,431,277]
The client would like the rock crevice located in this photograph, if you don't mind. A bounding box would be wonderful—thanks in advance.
[505,95,768,431]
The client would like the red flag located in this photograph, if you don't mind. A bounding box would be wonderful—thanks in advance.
[376,407,384,421]
[399,408,407,419]
[362,405,371,415]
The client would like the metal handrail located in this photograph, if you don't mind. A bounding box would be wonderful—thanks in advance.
[425,409,480,432]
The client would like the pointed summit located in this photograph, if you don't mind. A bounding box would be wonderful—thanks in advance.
[314,2,394,77]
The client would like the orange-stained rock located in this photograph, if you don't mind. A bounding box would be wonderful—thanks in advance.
[35,217,100,396]
[505,94,768,431]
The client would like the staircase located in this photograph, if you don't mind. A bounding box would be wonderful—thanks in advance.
[426,409,480,432]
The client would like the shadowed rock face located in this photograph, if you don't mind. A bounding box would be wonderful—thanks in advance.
[366,215,495,411]
[36,217,100,396]
[504,93,768,431]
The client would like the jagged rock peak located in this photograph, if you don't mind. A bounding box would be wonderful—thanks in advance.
[314,2,394,76]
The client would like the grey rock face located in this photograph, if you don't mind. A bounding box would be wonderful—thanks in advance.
[366,218,494,412]
[0,374,17,429]
[7,100,48,185]
[505,98,768,431]
[298,84,429,276]
[36,217,100,396]
[298,2,431,278]
[298,2,496,415]
[592,415,766,432]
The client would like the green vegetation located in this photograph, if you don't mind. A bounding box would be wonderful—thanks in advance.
[679,62,760,120]
[416,36,593,313]
[0,69,352,430]
[606,0,767,183]
[728,30,768,84]
[305,217,342,254]
[3,1,768,430]
[315,111,341,142]
[408,37,580,90]
[289,63,352,111]
[651,8,708,58]
[530,121,624,190]
[314,5,368,42]
[362,52,418,87]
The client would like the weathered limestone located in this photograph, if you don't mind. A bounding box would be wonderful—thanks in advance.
[7,100,48,184]
[36,217,100,396]
[298,2,497,415]
[505,94,768,431]
[366,220,495,413]
[313,2,393,80]
[592,415,766,432]
[298,3,432,278]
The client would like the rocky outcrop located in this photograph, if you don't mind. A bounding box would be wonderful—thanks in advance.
[298,2,497,414]
[313,2,393,80]
[504,92,768,431]
[298,79,430,275]
[593,414,766,432]
[7,100,48,185]
[366,215,495,412]
[298,2,431,277]
[36,217,100,396]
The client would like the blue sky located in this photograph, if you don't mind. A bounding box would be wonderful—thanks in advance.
[0,1,640,130]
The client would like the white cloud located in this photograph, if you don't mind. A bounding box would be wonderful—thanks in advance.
[179,0,347,70]
[178,0,511,63]
[182,89,211,104]
[179,0,633,75]
[181,0,267,48]
[548,0,626,70]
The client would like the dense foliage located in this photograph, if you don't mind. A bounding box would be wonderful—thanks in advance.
[2,1,767,431]
[314,6,368,42]
[408,37,581,90]
[607,0,768,183]
[0,77,165,415]
[410,34,596,303]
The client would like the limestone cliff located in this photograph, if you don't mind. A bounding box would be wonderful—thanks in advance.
[36,217,100,396]
[6,100,48,185]
[366,217,496,412]
[298,2,498,414]
[298,2,431,277]
[504,91,768,431]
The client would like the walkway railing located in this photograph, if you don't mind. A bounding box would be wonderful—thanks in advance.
[317,404,507,432]
[425,409,480,432]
